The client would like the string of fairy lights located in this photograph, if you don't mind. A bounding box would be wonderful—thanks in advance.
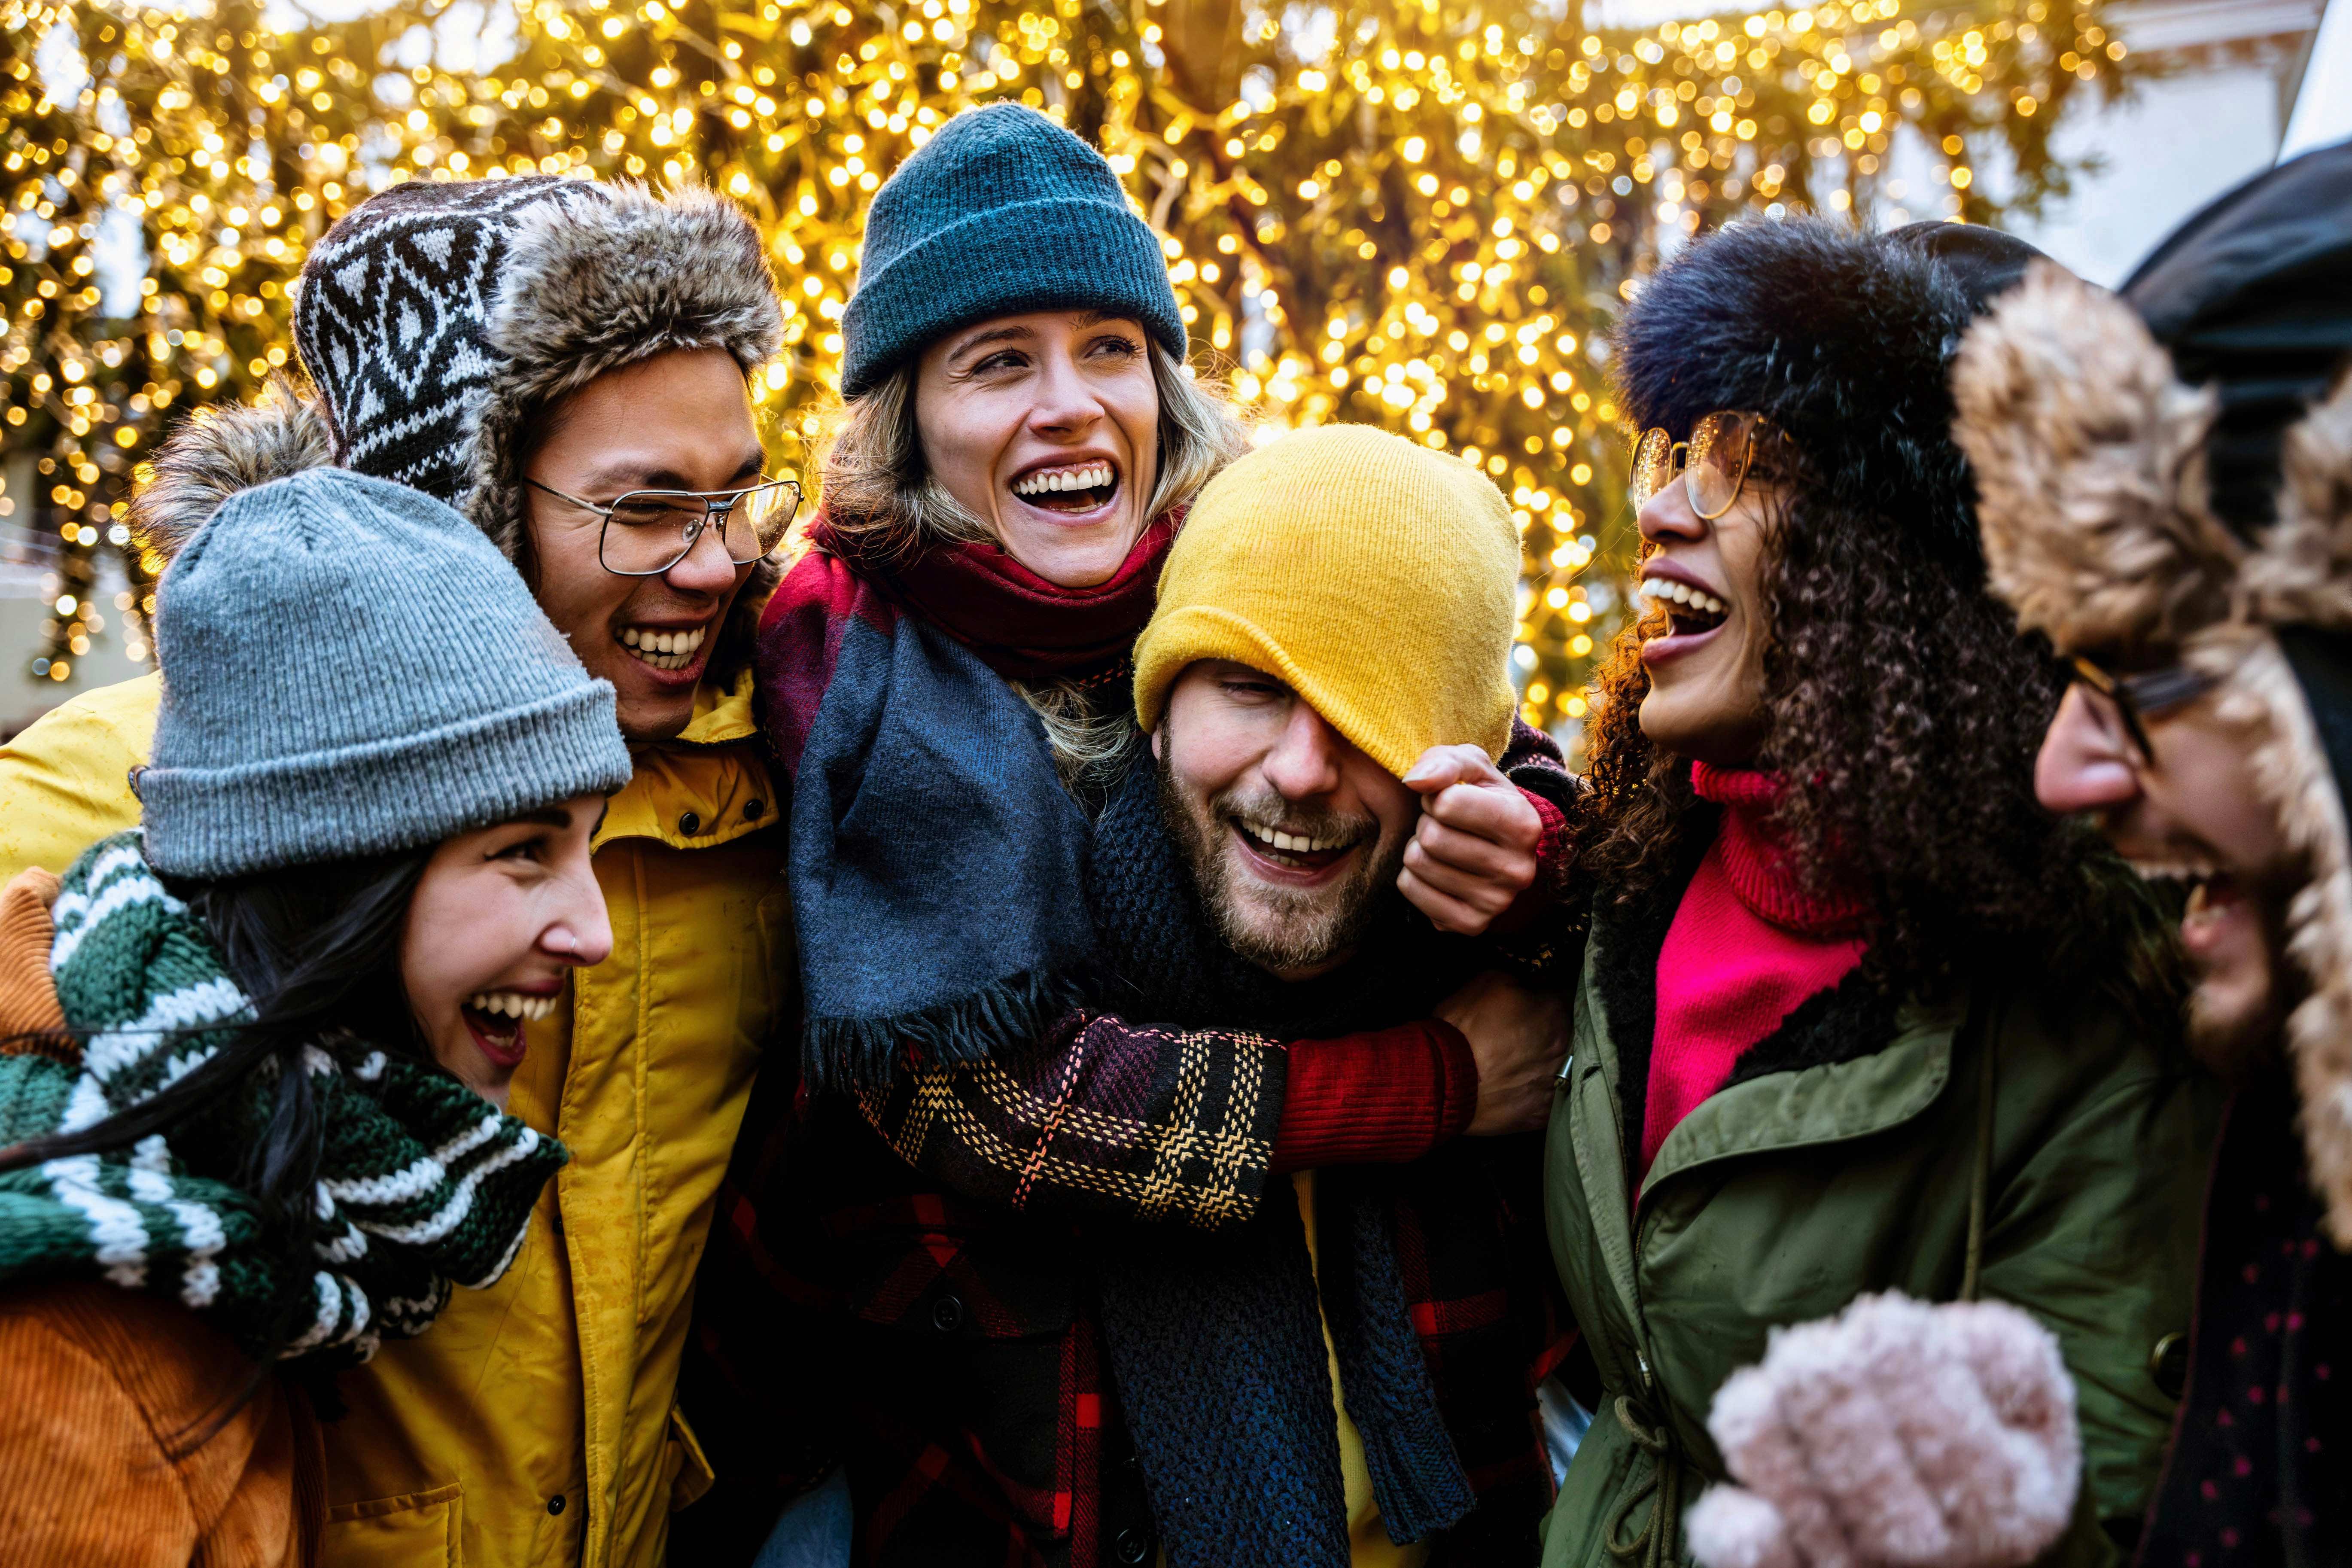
[0,0,2130,731]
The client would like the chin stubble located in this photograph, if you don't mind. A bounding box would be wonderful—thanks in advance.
[1157,746,1402,973]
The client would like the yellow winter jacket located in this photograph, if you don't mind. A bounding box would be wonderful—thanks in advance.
[0,668,792,1568]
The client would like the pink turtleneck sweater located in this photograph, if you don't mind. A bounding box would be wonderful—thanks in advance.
[1641,762,1871,1176]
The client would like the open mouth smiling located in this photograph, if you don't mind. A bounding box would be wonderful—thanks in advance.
[1229,815,1369,877]
[460,987,558,1069]
[1637,574,1731,638]
[1010,458,1122,516]
[616,622,708,674]
[2124,857,2248,958]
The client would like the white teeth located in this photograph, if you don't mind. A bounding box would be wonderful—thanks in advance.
[466,989,558,1023]
[1243,821,1348,855]
[1013,461,1117,498]
[619,624,706,670]
[1640,581,1728,618]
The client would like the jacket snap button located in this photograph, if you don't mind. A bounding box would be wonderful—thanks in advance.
[2150,1331,2189,1400]
[1114,1528,1151,1564]
[678,810,702,837]
[745,798,765,820]
[931,1293,965,1332]
[547,1495,566,1516]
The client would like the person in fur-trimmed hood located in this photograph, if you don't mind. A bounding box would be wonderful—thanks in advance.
[1951,140,2352,1567]
[1534,215,2218,1568]
[0,177,795,1568]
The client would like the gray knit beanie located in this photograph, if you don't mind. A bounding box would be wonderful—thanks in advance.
[139,467,634,880]
[841,104,1185,396]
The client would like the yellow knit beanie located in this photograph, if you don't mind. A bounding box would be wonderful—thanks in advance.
[1134,423,1520,777]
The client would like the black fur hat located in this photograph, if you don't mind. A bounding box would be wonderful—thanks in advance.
[1614,217,2042,575]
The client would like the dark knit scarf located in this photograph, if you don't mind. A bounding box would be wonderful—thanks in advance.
[0,833,564,1367]
[756,514,1177,1088]
[1085,754,1484,1568]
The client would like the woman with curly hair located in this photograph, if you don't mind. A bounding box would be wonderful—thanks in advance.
[1537,219,2220,1568]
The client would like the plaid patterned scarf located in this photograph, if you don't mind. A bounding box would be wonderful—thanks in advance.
[0,831,565,1366]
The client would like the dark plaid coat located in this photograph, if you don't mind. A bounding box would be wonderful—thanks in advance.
[675,733,1576,1567]
[680,1050,1564,1568]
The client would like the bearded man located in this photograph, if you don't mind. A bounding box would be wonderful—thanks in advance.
[1954,144,2352,1566]
[700,423,1573,1568]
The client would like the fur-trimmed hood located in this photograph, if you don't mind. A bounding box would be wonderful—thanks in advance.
[1958,262,2352,1248]
[1615,218,2002,573]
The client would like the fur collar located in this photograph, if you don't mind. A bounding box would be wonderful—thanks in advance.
[1959,263,2352,1246]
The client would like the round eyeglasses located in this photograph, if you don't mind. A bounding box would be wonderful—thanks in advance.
[527,477,804,577]
[2067,653,2221,762]
[1629,410,1786,521]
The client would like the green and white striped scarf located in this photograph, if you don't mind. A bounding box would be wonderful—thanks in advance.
[0,831,566,1365]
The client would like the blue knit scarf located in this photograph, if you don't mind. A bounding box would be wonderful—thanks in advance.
[1085,755,1482,1568]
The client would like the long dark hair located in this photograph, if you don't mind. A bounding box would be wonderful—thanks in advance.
[1577,470,2174,1004]
[0,849,433,1408]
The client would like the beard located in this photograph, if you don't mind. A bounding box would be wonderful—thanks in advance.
[1157,744,1409,976]
[2182,878,2297,1081]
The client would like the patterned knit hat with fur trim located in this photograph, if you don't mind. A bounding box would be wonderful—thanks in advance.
[1956,139,2352,1245]
[292,176,784,562]
[1614,216,2047,578]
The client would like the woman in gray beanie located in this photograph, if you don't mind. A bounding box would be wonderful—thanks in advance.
[0,466,632,1563]
[0,174,797,1568]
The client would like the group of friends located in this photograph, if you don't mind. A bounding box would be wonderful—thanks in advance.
[0,97,2343,1568]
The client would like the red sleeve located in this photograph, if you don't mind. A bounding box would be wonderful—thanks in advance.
[1271,1019,1480,1172]
[1492,788,1573,936]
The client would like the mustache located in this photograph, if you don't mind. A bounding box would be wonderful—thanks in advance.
[1211,781,1378,846]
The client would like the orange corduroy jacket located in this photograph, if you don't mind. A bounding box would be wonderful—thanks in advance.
[0,867,326,1568]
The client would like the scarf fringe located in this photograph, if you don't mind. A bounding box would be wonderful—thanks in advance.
[801,967,1089,1091]
[1360,1406,1479,1544]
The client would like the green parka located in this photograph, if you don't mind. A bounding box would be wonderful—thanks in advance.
[1540,877,2220,1568]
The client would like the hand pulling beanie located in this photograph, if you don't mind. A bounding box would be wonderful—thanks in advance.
[1097,424,1532,1568]
[139,466,633,877]
[1133,423,1519,771]
[840,102,1185,395]
[134,176,785,673]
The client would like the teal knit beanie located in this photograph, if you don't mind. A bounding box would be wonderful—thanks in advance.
[841,103,1185,396]
[140,468,633,879]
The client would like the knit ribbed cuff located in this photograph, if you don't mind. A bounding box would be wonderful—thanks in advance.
[841,196,1184,396]
[1270,1020,1479,1172]
[1493,787,1573,935]
[139,682,632,880]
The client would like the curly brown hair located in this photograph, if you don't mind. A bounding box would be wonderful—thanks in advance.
[1577,475,2139,996]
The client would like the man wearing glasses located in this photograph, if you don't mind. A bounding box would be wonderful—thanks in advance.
[1960,143,2352,1567]
[0,177,800,1568]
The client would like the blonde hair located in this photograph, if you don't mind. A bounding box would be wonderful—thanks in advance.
[817,343,1249,785]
